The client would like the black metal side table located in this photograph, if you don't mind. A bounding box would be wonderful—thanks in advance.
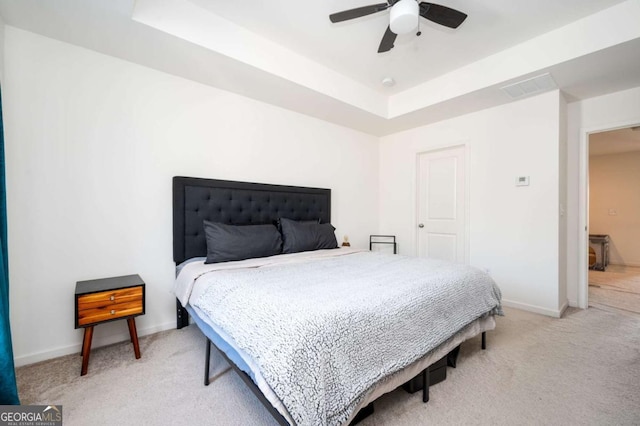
[370,235,397,254]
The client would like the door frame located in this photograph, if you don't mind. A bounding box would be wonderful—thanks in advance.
[414,142,470,264]
[578,118,640,308]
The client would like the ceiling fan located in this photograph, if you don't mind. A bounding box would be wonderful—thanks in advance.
[329,0,467,53]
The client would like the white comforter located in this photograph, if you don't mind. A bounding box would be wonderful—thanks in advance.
[175,248,502,426]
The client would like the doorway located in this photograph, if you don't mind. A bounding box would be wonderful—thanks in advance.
[587,126,640,314]
[416,145,467,263]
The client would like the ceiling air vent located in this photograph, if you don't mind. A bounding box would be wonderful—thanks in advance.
[501,73,557,99]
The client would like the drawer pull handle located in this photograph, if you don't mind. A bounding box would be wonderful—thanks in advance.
[110,310,116,315]
[110,295,115,301]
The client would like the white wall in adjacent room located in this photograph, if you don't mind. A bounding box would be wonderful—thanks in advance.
[379,91,564,316]
[3,27,379,365]
[566,86,640,305]
[589,151,640,266]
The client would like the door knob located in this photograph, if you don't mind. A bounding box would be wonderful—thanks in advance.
[418,223,424,228]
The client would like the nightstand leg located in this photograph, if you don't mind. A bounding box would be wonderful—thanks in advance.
[81,326,94,376]
[128,318,141,359]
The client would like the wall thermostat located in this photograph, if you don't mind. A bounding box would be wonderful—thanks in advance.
[516,176,530,186]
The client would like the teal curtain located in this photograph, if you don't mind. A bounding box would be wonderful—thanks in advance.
[0,86,19,404]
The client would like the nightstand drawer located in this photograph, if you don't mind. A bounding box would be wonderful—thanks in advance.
[77,286,143,327]
[77,286,143,311]
[77,299,143,326]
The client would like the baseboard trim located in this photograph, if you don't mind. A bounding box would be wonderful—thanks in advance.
[610,262,640,268]
[501,299,566,318]
[14,321,176,367]
[558,300,569,317]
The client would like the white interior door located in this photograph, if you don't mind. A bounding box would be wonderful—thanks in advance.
[417,146,466,263]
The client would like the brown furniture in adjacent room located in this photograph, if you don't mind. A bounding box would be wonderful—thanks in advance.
[589,234,610,271]
[589,247,597,268]
[75,274,146,376]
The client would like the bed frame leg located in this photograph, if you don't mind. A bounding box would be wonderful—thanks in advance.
[204,337,212,386]
[447,345,461,368]
[481,331,486,350]
[422,368,430,403]
[177,298,189,329]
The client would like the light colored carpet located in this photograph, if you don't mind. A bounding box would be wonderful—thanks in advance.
[17,306,640,425]
[589,264,640,314]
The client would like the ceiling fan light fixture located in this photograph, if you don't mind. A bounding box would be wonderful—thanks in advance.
[390,0,419,35]
[329,1,467,53]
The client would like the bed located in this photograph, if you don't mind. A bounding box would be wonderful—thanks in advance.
[172,176,502,426]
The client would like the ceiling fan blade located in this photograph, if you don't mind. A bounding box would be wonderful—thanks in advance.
[330,3,390,23]
[419,2,467,28]
[378,25,397,53]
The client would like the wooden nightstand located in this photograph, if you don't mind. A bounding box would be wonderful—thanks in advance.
[75,274,146,376]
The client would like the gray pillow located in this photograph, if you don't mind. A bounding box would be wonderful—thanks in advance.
[275,218,320,232]
[203,221,283,264]
[280,218,338,254]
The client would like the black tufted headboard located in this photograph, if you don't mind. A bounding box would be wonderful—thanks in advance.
[172,176,331,264]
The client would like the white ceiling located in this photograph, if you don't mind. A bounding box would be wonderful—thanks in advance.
[0,0,639,136]
[190,0,627,94]
[590,127,640,156]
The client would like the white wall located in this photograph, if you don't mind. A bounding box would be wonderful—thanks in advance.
[3,27,379,366]
[558,94,568,309]
[566,86,640,306]
[380,91,565,317]
[0,15,4,83]
[589,151,640,266]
